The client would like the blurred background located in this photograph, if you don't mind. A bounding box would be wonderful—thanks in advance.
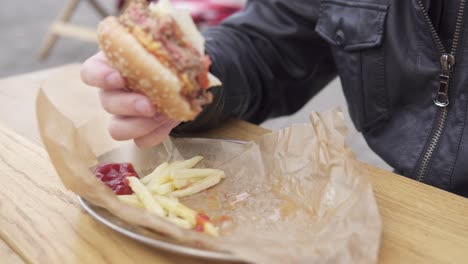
[0,0,245,78]
[0,0,390,170]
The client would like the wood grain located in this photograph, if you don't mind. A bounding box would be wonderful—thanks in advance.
[1,65,468,263]
[185,118,270,142]
[0,239,25,264]
[0,124,233,264]
[361,163,468,264]
[0,64,103,145]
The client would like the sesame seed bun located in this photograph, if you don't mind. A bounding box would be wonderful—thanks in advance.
[97,17,199,121]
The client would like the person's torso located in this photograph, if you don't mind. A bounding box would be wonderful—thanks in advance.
[314,0,468,197]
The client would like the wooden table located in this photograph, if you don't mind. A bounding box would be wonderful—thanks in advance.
[1,64,467,264]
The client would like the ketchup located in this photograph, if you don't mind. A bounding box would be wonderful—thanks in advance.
[197,55,212,89]
[94,163,139,195]
[194,213,211,232]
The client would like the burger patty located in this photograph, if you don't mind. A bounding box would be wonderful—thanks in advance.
[120,2,212,110]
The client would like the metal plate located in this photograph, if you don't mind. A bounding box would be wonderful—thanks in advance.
[78,138,247,262]
[78,197,241,262]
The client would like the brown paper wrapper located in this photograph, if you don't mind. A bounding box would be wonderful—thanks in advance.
[36,87,382,264]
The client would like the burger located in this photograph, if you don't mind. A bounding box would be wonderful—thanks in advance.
[97,0,221,121]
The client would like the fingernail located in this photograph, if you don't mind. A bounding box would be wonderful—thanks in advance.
[106,72,124,88]
[135,98,155,116]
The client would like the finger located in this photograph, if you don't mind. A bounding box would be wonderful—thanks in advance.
[81,52,125,89]
[99,89,156,117]
[108,115,170,141]
[134,120,180,148]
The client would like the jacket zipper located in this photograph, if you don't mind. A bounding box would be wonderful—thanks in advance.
[415,0,466,182]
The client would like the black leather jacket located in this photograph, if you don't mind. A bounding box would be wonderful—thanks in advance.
[175,0,468,198]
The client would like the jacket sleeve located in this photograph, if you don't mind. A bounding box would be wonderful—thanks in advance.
[174,0,337,133]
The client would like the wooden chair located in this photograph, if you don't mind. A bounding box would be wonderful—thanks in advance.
[38,0,111,60]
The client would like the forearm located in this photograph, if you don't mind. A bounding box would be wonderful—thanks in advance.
[175,0,337,133]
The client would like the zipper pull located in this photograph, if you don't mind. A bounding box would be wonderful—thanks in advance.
[434,53,455,107]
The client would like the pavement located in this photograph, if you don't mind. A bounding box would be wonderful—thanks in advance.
[0,0,391,171]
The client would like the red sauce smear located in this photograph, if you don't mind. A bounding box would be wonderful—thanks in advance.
[194,213,211,232]
[212,215,232,225]
[197,55,212,90]
[95,163,139,195]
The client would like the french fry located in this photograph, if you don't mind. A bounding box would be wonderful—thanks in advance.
[153,194,197,225]
[170,174,222,198]
[170,156,203,169]
[171,168,225,180]
[165,196,180,203]
[173,179,190,189]
[148,182,175,195]
[115,156,225,236]
[140,162,169,184]
[203,222,219,237]
[149,170,171,185]
[167,213,192,229]
[117,194,143,208]
[128,177,166,217]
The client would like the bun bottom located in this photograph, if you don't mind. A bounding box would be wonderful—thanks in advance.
[97,17,199,121]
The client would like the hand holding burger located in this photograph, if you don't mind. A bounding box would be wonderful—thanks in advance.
[81,0,221,147]
[98,0,221,121]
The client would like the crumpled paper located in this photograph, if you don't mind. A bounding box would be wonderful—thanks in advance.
[36,87,382,264]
